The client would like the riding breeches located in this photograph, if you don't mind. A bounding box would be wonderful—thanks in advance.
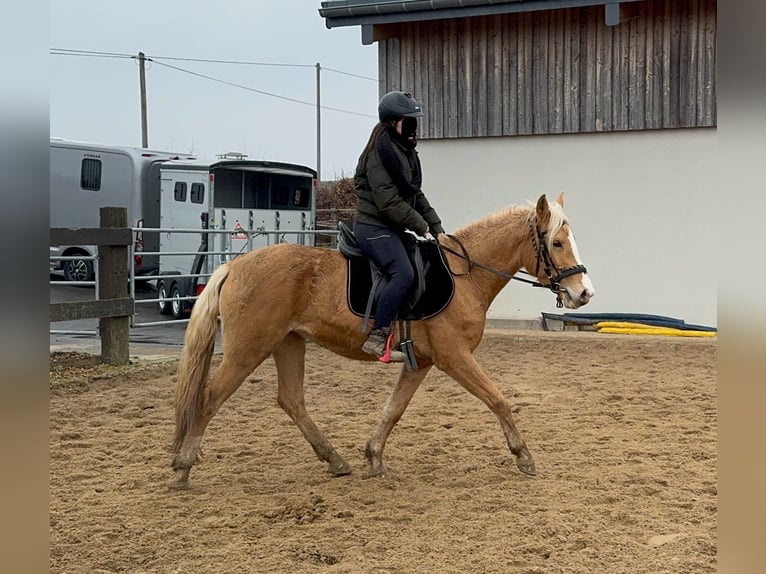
[353,222,414,329]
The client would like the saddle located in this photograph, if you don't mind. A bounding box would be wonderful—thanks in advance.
[337,221,455,330]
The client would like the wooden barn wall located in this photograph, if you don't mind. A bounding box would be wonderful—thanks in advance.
[377,0,717,138]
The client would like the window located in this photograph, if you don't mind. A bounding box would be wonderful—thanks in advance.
[174,182,187,202]
[271,185,290,207]
[212,169,243,208]
[268,174,312,210]
[80,159,102,191]
[243,172,269,208]
[293,187,310,208]
[190,183,205,204]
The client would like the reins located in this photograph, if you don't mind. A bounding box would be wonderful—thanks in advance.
[435,218,587,309]
[438,235,541,285]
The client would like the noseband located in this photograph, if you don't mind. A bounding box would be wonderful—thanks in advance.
[437,218,587,308]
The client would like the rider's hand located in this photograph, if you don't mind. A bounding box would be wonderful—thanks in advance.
[404,229,432,242]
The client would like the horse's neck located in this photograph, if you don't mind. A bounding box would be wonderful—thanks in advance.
[452,208,532,306]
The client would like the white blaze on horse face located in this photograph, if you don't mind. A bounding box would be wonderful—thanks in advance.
[567,228,595,298]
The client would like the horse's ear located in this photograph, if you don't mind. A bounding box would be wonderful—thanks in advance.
[536,194,550,225]
[556,192,565,207]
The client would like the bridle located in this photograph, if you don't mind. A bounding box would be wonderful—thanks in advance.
[436,218,587,308]
[528,219,588,306]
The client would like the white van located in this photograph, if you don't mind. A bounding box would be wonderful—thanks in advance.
[156,155,317,318]
[49,138,196,281]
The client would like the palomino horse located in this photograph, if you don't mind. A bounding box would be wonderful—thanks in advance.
[171,193,594,488]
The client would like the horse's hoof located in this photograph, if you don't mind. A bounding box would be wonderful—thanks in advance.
[329,461,352,476]
[167,479,190,491]
[365,465,388,478]
[516,458,537,476]
[167,467,191,490]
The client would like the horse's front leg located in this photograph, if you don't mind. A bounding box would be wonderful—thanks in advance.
[365,363,433,477]
[273,333,351,476]
[437,352,536,476]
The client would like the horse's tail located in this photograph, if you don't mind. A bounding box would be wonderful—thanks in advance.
[173,263,231,452]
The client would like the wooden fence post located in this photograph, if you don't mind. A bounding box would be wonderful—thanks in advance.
[99,207,130,365]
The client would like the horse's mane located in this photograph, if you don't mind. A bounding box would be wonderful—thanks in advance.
[454,200,567,250]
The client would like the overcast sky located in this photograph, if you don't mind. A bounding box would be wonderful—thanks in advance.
[50,0,380,179]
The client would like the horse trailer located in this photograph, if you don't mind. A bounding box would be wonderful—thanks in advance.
[49,138,196,281]
[156,155,317,318]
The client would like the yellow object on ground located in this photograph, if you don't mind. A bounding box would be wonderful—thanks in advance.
[595,321,717,338]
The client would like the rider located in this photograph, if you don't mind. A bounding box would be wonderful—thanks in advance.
[353,90,445,362]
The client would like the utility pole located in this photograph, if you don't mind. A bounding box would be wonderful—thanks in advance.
[138,51,148,148]
[313,62,321,233]
[315,62,321,184]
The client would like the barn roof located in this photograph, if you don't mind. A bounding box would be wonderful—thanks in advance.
[319,0,644,38]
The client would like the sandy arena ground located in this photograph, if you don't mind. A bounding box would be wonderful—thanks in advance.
[50,330,716,573]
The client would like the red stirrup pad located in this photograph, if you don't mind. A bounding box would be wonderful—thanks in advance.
[379,332,395,363]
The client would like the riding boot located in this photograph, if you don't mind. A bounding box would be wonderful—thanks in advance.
[362,327,406,363]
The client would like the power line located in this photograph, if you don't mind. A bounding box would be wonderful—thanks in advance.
[135,54,315,69]
[49,48,377,81]
[49,48,378,120]
[151,59,376,118]
[50,48,134,59]
[322,66,377,82]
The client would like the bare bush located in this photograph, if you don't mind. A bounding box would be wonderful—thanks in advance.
[317,177,355,211]
[316,177,356,246]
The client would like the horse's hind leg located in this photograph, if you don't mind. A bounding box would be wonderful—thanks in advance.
[171,353,266,488]
[365,363,433,477]
[438,353,536,476]
[273,333,352,476]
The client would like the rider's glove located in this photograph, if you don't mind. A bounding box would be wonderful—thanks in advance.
[405,229,435,242]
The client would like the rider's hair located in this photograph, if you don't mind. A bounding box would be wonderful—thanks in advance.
[355,122,389,174]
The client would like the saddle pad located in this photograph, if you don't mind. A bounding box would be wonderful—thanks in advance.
[346,240,455,321]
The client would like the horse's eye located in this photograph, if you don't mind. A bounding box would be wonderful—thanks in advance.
[553,240,563,248]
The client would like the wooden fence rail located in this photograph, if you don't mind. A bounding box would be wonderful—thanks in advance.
[50,207,134,365]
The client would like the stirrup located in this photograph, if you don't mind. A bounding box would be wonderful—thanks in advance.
[399,339,417,371]
[398,320,418,371]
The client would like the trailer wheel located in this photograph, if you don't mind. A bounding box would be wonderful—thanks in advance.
[170,284,187,320]
[63,256,94,283]
[157,281,171,315]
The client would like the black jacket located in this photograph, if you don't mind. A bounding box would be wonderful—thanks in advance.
[354,127,443,236]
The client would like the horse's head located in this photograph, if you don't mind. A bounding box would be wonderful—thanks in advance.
[528,193,595,309]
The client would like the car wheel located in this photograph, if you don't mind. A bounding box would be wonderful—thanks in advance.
[157,281,171,315]
[170,284,186,320]
[63,257,94,283]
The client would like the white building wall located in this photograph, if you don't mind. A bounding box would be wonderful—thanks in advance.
[418,127,717,327]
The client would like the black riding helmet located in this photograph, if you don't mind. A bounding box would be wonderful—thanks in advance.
[378,91,424,122]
